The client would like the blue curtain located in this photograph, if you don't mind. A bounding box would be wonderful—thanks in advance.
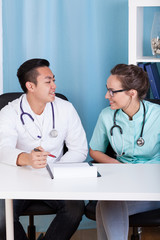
[3,0,128,155]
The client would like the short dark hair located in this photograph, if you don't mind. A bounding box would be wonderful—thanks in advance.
[17,58,50,93]
[111,64,149,100]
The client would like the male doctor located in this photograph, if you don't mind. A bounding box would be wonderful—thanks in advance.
[0,58,88,240]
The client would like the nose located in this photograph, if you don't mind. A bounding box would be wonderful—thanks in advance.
[51,81,56,89]
[105,91,110,99]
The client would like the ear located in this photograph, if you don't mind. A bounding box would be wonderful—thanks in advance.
[25,82,35,92]
[127,89,137,98]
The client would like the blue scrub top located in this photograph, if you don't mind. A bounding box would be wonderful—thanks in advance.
[90,101,160,163]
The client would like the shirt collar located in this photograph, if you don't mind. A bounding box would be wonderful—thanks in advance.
[118,101,144,120]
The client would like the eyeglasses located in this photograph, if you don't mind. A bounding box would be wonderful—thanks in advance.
[107,88,128,97]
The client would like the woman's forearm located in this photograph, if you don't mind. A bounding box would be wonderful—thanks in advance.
[89,148,121,164]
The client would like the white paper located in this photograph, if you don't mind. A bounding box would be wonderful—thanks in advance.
[50,162,97,179]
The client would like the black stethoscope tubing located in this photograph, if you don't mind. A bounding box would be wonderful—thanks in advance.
[110,101,146,149]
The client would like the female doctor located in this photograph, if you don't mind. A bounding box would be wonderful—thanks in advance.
[89,64,160,240]
[0,58,88,240]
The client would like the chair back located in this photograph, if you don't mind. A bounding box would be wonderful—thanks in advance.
[147,99,160,105]
[0,92,68,110]
[0,92,23,110]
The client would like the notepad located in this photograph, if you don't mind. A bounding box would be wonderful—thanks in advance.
[51,162,98,179]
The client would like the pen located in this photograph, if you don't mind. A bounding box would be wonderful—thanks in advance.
[46,164,54,179]
[34,148,54,179]
[48,153,56,158]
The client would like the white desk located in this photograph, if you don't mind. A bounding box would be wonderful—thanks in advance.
[0,163,160,239]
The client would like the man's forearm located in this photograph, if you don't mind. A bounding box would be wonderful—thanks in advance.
[16,152,30,166]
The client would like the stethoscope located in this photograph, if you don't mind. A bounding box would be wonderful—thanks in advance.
[20,97,58,139]
[110,101,146,157]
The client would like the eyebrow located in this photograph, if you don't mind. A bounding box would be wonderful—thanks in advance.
[44,75,55,80]
[106,85,112,90]
[106,85,118,91]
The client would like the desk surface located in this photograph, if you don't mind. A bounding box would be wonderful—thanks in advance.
[0,163,160,201]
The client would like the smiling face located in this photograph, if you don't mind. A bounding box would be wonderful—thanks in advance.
[105,74,132,111]
[35,66,56,103]
[26,66,56,104]
[25,66,56,114]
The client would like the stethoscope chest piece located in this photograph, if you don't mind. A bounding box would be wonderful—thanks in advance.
[136,137,145,147]
[110,101,146,155]
[50,129,58,138]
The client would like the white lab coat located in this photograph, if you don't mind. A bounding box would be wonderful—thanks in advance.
[0,94,88,166]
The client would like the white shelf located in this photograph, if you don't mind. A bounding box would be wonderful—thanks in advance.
[129,0,160,65]
[137,56,160,63]
[130,0,160,7]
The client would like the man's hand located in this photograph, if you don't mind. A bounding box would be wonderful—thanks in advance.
[17,146,50,168]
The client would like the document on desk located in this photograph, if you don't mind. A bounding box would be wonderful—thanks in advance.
[50,162,98,179]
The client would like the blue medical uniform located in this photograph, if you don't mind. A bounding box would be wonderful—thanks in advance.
[90,100,160,163]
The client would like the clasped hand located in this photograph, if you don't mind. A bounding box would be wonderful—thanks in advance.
[29,146,49,169]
